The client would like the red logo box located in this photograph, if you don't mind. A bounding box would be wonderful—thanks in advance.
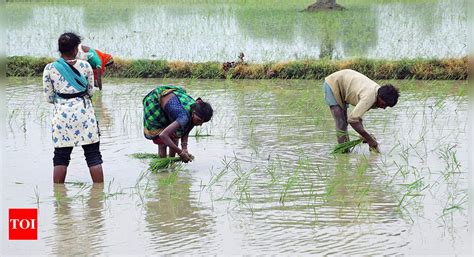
[9,208,38,240]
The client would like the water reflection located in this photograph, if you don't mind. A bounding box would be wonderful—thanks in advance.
[50,184,105,256]
[324,154,398,222]
[144,170,215,253]
[236,5,378,59]
[5,0,467,61]
[92,91,113,131]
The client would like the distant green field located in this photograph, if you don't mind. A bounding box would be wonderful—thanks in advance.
[5,0,467,61]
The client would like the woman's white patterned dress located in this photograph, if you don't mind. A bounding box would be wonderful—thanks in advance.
[43,59,100,148]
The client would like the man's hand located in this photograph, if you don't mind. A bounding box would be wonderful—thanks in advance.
[361,134,375,144]
[369,145,380,153]
[349,121,380,153]
[362,134,380,153]
[368,139,380,153]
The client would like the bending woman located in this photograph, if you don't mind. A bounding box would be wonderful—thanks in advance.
[76,44,114,90]
[143,85,213,162]
[43,32,104,183]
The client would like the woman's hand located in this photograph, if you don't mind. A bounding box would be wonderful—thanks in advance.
[183,149,195,160]
[178,151,193,163]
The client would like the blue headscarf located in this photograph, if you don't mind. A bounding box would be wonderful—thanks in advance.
[53,58,88,92]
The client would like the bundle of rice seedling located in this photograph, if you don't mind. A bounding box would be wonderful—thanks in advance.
[130,153,160,159]
[130,152,195,172]
[149,157,182,172]
[332,138,364,154]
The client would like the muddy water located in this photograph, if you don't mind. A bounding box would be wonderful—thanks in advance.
[2,78,470,255]
[5,0,467,61]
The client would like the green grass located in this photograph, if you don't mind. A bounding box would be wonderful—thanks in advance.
[7,56,467,80]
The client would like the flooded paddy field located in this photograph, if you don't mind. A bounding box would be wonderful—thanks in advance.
[2,78,469,255]
[6,0,467,61]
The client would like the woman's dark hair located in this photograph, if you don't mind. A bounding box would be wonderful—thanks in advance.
[58,32,81,55]
[192,98,213,122]
[378,84,400,107]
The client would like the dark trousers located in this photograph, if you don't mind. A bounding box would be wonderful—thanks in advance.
[53,142,103,167]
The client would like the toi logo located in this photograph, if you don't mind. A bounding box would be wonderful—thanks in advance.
[9,208,38,240]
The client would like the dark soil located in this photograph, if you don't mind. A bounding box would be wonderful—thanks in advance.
[304,2,345,12]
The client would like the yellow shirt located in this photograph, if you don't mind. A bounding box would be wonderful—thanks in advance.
[325,69,380,123]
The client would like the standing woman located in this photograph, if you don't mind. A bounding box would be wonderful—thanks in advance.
[43,32,104,183]
[143,85,213,162]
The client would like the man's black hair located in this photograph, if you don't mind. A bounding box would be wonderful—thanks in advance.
[378,84,399,107]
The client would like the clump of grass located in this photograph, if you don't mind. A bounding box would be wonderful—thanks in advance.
[268,61,290,78]
[106,58,132,77]
[191,62,224,79]
[230,64,266,79]
[305,59,338,79]
[332,138,364,154]
[168,61,193,78]
[127,59,169,78]
[338,58,376,78]
[7,56,54,76]
[276,61,307,79]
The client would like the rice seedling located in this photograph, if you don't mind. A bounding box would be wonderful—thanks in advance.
[331,138,364,154]
[71,182,92,200]
[149,157,182,172]
[130,152,193,172]
[230,166,257,213]
[102,178,125,200]
[387,140,401,155]
[135,170,148,186]
[265,161,279,185]
[396,177,429,209]
[438,144,461,175]
[279,173,299,205]
[207,163,230,189]
[190,127,212,137]
[130,153,160,159]
[440,193,467,218]
[34,185,40,207]
[133,171,151,206]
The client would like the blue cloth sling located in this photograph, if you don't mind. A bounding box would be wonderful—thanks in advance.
[53,58,88,92]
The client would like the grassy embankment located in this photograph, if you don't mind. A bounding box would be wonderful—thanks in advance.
[7,56,467,80]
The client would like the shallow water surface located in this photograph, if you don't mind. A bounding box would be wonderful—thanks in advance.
[2,78,470,255]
